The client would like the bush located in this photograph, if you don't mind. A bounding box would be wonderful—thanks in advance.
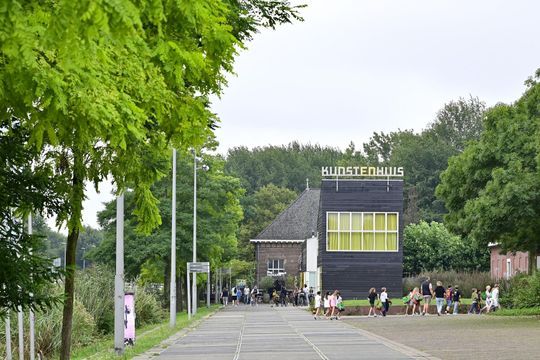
[500,271,540,309]
[76,265,115,334]
[403,270,493,297]
[259,276,274,290]
[135,285,165,327]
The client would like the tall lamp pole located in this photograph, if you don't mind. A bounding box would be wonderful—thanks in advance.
[114,194,124,355]
[170,148,177,327]
[191,150,209,316]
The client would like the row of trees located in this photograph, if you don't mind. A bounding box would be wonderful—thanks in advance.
[0,1,303,358]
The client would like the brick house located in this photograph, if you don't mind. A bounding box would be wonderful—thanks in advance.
[251,188,320,287]
[489,243,540,279]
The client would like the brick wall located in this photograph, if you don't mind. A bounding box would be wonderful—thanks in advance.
[490,246,529,279]
[255,242,303,286]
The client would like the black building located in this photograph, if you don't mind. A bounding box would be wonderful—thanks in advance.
[317,179,404,298]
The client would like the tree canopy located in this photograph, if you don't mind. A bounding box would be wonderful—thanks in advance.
[437,71,540,272]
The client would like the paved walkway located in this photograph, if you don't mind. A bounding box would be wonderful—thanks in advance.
[155,305,436,360]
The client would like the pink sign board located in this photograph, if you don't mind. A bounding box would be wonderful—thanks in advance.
[124,293,135,344]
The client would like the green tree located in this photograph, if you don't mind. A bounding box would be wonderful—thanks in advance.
[0,1,302,356]
[225,142,347,193]
[89,152,244,306]
[437,71,540,273]
[0,119,62,316]
[403,221,488,275]
[238,184,298,259]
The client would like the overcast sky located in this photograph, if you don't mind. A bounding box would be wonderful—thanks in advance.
[77,0,540,230]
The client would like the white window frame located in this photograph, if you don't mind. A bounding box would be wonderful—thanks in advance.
[267,259,285,276]
[326,211,399,252]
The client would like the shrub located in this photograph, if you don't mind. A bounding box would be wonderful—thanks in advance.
[259,276,274,290]
[500,271,540,309]
[403,270,493,297]
[76,265,115,334]
[135,285,165,327]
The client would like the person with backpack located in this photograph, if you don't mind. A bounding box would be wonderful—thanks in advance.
[403,288,413,316]
[421,277,433,316]
[335,291,344,320]
[468,288,479,314]
[411,287,422,315]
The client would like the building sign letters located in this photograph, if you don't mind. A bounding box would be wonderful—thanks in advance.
[321,166,404,177]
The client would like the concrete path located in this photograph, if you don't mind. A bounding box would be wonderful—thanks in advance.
[155,305,436,360]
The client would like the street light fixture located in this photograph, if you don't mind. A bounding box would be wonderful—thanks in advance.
[191,150,209,316]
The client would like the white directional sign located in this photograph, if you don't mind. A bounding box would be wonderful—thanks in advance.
[188,262,210,273]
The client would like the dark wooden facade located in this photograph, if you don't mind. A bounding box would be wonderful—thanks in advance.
[317,179,404,298]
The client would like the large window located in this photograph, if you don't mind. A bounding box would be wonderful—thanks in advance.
[327,212,398,252]
[267,259,285,275]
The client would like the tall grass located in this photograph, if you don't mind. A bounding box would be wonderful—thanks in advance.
[403,270,493,297]
[0,298,96,359]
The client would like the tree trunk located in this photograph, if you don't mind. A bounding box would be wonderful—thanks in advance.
[60,150,84,360]
[176,274,182,312]
[164,258,170,308]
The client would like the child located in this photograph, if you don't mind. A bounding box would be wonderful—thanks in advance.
[314,291,323,319]
[367,288,378,317]
[236,287,242,306]
[445,285,453,314]
[335,291,344,320]
[468,288,478,314]
[380,287,389,317]
[326,290,338,319]
[411,287,422,315]
[403,288,413,316]
[323,291,330,318]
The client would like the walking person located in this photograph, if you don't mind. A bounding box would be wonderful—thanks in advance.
[323,291,330,318]
[452,285,461,314]
[445,285,453,314]
[250,286,259,306]
[468,288,479,314]
[221,287,229,306]
[403,288,413,316]
[335,291,344,320]
[411,287,422,315]
[236,287,242,307]
[434,281,445,316]
[380,287,389,317]
[421,277,433,315]
[480,285,492,313]
[314,291,323,319]
[231,286,237,306]
[244,285,250,305]
[491,284,500,311]
[326,290,338,319]
[367,287,378,317]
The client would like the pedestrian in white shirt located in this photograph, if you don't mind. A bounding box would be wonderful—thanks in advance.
[244,286,250,305]
[314,291,323,319]
[380,287,389,317]
[491,284,500,311]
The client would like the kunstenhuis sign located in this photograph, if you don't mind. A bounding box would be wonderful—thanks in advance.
[321,166,404,177]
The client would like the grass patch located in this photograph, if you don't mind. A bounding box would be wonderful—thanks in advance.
[487,307,540,317]
[71,305,220,360]
[343,298,472,306]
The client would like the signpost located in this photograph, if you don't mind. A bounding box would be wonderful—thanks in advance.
[186,262,210,319]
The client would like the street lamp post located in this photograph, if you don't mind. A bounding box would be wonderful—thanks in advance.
[191,150,209,316]
[170,148,177,328]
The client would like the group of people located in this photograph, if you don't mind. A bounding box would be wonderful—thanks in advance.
[313,290,345,320]
[401,277,500,316]
[220,285,261,306]
[267,283,314,307]
[365,278,501,317]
